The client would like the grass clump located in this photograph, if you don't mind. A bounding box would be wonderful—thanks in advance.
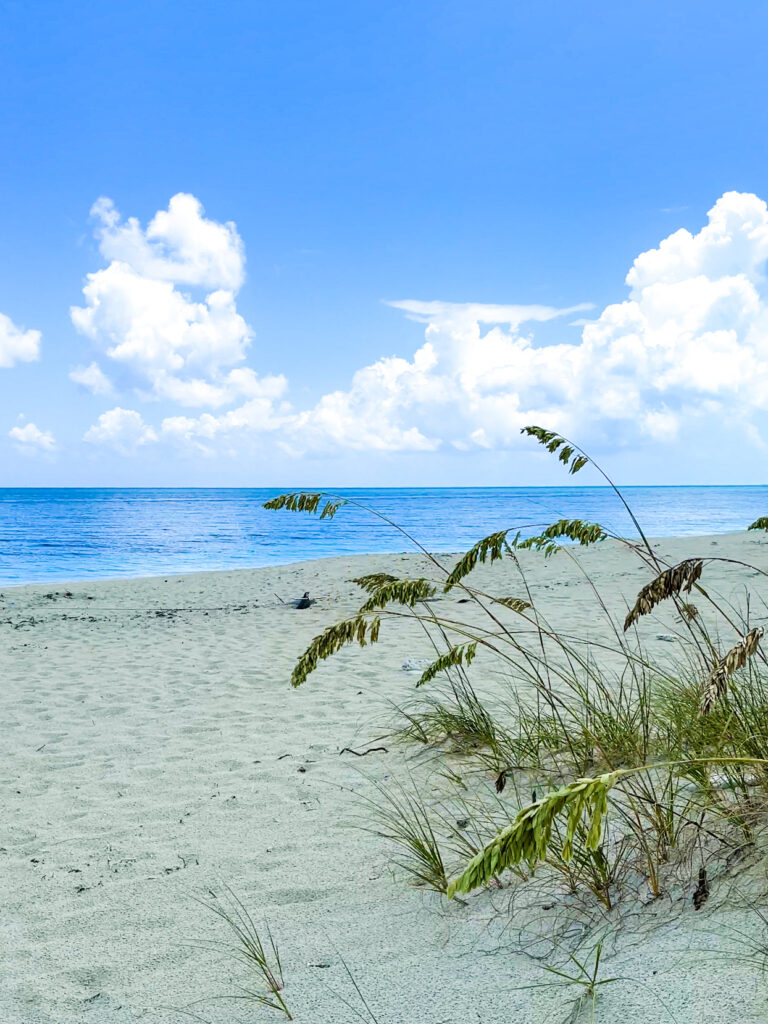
[196,886,293,1019]
[356,774,453,895]
[519,937,618,1023]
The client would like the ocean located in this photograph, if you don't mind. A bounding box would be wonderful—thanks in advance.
[0,486,767,586]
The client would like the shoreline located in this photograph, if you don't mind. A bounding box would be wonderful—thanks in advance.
[0,528,761,590]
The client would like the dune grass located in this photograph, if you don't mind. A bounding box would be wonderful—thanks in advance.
[264,425,768,1008]
[519,937,618,1024]
[195,886,293,1019]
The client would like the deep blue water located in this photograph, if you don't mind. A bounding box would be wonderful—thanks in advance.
[0,487,767,586]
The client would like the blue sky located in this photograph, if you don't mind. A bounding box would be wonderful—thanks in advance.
[1,0,767,486]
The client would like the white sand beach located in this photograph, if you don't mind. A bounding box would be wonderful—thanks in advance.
[3,533,768,1024]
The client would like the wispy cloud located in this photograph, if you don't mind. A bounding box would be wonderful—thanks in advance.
[9,421,56,453]
[0,312,41,369]
[69,361,113,396]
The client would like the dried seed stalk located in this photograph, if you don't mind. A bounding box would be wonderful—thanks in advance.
[624,559,703,631]
[491,596,532,613]
[701,627,764,714]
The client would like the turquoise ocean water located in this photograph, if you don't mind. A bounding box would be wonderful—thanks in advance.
[1,487,767,586]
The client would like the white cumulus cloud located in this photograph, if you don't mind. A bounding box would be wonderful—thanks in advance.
[72,262,251,377]
[80,190,768,462]
[83,407,157,454]
[72,194,281,410]
[0,312,41,368]
[9,422,56,452]
[278,190,768,454]
[91,193,244,291]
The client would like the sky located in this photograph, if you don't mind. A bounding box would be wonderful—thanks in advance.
[1,0,768,487]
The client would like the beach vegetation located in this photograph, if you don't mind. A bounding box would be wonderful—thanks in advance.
[518,936,618,1024]
[265,425,768,997]
[195,886,293,1019]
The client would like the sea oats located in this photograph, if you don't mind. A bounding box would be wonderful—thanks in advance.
[350,573,399,593]
[701,627,764,714]
[444,530,517,590]
[263,492,346,519]
[521,426,590,475]
[291,615,381,687]
[679,602,699,621]
[416,642,478,687]
[447,772,621,896]
[623,559,703,631]
[491,596,532,613]
[358,578,437,613]
[517,518,607,557]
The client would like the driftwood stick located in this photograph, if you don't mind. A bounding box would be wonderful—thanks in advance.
[339,746,389,757]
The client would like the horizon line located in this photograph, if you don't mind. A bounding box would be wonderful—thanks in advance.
[1,483,768,491]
